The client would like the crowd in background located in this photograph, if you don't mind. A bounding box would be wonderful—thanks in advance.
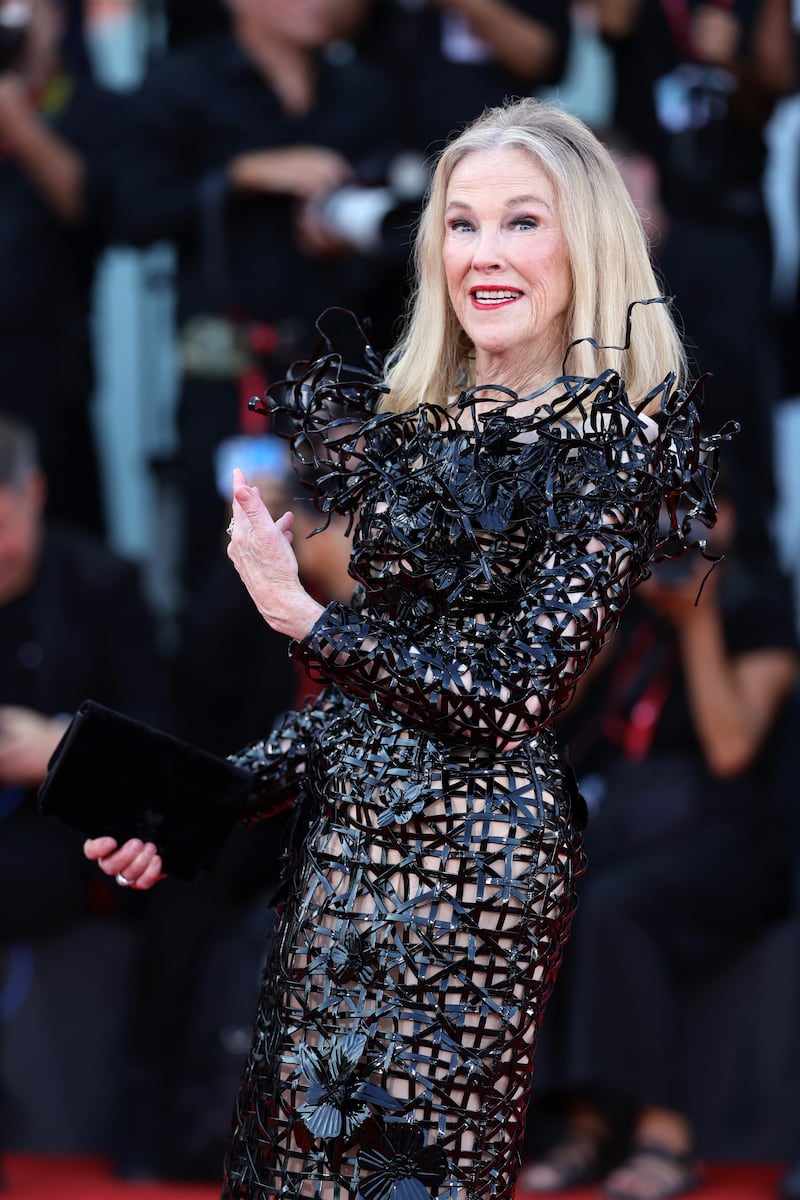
[1,0,800,1194]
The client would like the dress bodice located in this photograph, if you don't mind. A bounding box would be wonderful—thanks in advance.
[260,309,726,750]
[350,406,551,619]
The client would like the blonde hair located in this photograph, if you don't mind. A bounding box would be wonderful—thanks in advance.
[381,97,687,414]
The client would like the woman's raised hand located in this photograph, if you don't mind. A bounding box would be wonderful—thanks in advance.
[227,468,324,641]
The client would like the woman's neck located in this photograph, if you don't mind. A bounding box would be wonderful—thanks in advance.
[473,345,566,402]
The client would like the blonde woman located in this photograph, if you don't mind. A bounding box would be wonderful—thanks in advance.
[85,98,724,1200]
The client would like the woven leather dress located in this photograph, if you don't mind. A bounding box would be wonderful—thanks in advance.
[222,310,721,1200]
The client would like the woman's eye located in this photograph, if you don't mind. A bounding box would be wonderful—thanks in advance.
[511,216,538,230]
[448,218,474,233]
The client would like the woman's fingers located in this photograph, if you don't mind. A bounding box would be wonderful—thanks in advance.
[275,510,294,542]
[233,475,274,533]
[84,837,162,889]
[227,471,320,638]
[228,472,294,544]
[129,851,164,890]
[83,836,119,860]
[229,468,281,544]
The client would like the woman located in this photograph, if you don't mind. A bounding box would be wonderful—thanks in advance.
[84,98,722,1200]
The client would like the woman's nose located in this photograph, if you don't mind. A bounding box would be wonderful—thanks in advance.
[471,227,504,270]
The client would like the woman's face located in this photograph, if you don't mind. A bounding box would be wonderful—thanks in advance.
[442,145,573,389]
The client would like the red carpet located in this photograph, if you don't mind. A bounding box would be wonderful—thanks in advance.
[517,1161,787,1198]
[1,1156,220,1198]
[0,1156,787,1199]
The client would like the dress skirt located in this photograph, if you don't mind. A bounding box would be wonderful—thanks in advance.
[222,703,584,1200]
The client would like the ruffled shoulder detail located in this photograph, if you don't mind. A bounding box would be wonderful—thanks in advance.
[252,307,736,565]
[253,308,387,439]
[250,308,394,523]
[640,372,736,567]
[455,363,735,569]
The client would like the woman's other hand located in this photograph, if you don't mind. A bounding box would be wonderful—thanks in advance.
[227,468,324,640]
[83,837,165,890]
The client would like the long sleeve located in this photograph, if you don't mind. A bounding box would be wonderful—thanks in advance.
[227,694,338,823]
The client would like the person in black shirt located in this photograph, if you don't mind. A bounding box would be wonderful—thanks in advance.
[595,0,795,559]
[111,0,393,596]
[0,0,128,535]
[352,0,572,347]
[0,411,170,935]
[357,0,570,160]
[522,490,799,1198]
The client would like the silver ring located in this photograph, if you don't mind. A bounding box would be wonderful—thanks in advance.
[115,872,133,887]
[226,518,235,536]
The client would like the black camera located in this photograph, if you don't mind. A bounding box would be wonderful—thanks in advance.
[0,3,30,75]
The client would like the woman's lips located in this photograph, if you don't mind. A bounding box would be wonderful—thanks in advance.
[469,288,523,309]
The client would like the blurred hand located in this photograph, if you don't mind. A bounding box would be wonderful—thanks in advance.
[638,556,720,626]
[83,836,164,890]
[294,196,357,258]
[0,73,27,136]
[227,467,324,640]
[0,705,69,785]
[228,145,354,202]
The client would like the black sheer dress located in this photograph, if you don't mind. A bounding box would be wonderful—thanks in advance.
[221,311,721,1200]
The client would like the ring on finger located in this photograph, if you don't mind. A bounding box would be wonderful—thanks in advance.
[115,872,134,887]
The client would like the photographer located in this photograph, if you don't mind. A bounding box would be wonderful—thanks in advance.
[523,487,799,1198]
[356,0,570,162]
[351,0,572,347]
[0,413,171,935]
[109,0,393,599]
[0,0,128,535]
[596,0,795,558]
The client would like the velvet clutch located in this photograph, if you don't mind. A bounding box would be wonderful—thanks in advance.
[38,699,252,881]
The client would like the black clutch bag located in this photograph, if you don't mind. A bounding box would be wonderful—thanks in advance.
[38,699,253,881]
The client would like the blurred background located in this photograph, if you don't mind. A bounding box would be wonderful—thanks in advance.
[1,0,800,1194]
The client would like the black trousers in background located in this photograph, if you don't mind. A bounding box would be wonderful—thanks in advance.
[527,750,794,1120]
[0,798,91,942]
[557,817,791,1111]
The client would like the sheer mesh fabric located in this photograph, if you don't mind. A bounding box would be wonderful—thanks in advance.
[227,717,581,1200]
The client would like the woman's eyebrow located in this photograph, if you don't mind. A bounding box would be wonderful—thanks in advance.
[445,193,552,213]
